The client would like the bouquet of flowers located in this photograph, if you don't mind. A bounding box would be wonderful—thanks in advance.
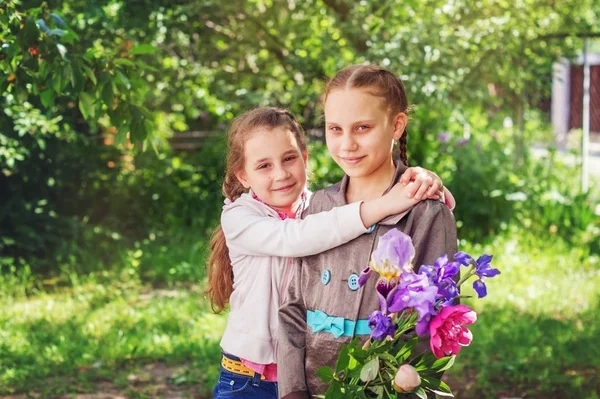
[317,229,500,398]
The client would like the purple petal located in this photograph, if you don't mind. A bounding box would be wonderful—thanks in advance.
[437,280,459,304]
[416,315,432,336]
[368,310,396,340]
[477,267,500,278]
[372,229,415,269]
[377,291,388,314]
[419,265,436,280]
[358,268,372,287]
[434,254,449,268]
[454,251,473,266]
[376,277,398,299]
[476,254,493,267]
[473,279,487,298]
[441,261,460,280]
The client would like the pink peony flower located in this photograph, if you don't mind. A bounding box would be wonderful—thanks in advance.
[392,364,421,392]
[429,304,477,359]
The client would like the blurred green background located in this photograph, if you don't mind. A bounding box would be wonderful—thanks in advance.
[1,0,600,398]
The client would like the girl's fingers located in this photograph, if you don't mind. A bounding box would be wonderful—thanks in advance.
[400,169,415,185]
[405,181,417,198]
[413,182,431,200]
[426,183,442,197]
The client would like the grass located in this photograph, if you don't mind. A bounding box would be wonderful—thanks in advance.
[0,229,599,398]
[0,276,225,397]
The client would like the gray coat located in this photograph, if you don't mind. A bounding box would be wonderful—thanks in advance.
[277,162,458,399]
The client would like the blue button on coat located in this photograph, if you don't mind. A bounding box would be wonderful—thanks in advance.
[321,269,331,285]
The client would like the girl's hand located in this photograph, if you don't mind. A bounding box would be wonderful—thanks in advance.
[381,182,420,216]
[399,167,444,201]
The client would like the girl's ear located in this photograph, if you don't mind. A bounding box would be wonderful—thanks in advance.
[302,149,308,163]
[234,170,251,189]
[392,112,408,141]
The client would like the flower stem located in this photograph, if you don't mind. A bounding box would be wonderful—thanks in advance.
[456,265,475,287]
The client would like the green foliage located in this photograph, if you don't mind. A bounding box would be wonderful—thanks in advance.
[1,136,225,275]
[0,0,156,151]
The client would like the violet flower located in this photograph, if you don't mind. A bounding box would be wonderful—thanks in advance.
[472,254,500,298]
[359,229,415,296]
[388,273,438,336]
[420,254,460,305]
[368,310,396,340]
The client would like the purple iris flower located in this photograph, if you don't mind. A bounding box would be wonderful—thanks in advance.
[475,255,500,278]
[421,255,460,281]
[358,230,415,294]
[371,230,415,273]
[420,255,460,305]
[388,273,438,336]
[437,279,459,305]
[471,254,500,298]
[454,251,473,267]
[368,310,396,340]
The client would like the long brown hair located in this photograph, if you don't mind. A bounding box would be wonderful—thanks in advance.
[322,65,410,165]
[205,107,308,313]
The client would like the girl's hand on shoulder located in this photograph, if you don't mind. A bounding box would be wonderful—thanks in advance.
[399,166,443,201]
[383,182,420,215]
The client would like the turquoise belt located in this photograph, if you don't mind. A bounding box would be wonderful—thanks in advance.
[307,309,371,338]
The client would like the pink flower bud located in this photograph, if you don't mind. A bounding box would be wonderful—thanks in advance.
[392,364,421,392]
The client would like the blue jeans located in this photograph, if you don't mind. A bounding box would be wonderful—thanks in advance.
[213,355,278,399]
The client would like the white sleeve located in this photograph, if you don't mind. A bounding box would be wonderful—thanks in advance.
[221,202,368,258]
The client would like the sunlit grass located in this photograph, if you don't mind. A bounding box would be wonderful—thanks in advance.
[0,277,225,397]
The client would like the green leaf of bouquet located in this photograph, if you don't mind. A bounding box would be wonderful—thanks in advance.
[371,338,394,355]
[348,354,359,371]
[433,355,456,372]
[414,387,428,399]
[325,381,344,399]
[359,356,379,382]
[420,376,454,396]
[367,386,383,398]
[316,366,334,384]
[378,352,398,366]
[335,343,351,371]
[430,380,454,397]
[393,337,417,363]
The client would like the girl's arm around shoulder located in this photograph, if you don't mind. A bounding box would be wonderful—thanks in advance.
[222,189,415,259]
[221,196,368,258]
